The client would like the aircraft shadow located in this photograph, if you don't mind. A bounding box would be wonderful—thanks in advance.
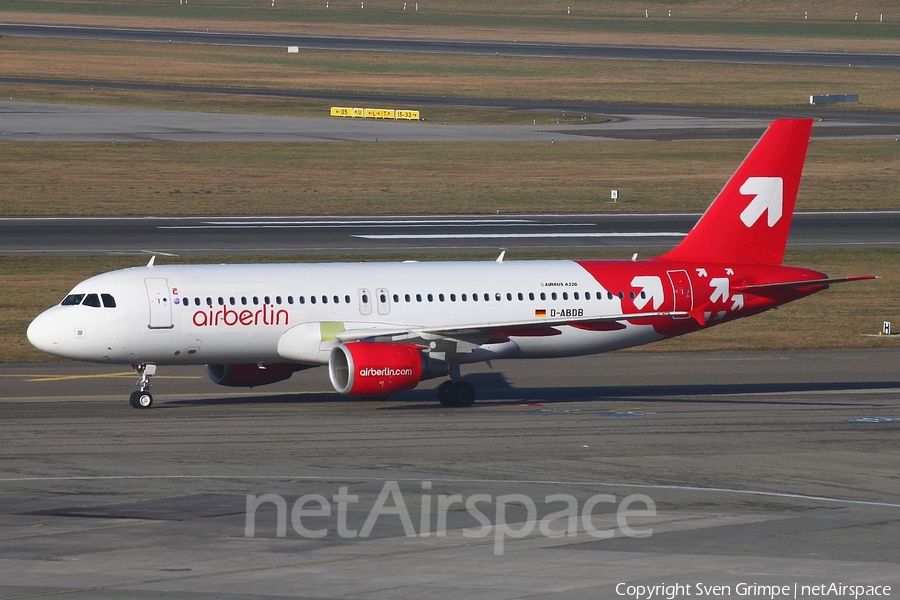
[164,372,900,409]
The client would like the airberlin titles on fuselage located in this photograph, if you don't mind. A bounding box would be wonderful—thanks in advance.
[191,304,289,327]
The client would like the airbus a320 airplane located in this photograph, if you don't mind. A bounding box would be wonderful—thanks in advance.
[28,119,874,408]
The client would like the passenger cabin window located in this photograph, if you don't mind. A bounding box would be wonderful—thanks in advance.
[61,294,85,306]
[101,294,116,308]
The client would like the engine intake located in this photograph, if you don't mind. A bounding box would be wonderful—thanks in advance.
[329,342,449,396]
[206,363,305,387]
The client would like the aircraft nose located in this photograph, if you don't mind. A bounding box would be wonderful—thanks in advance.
[27,310,60,355]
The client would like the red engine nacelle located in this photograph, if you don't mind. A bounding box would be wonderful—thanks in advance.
[329,342,448,397]
[206,363,301,387]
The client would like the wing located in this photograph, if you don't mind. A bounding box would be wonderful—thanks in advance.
[335,310,688,346]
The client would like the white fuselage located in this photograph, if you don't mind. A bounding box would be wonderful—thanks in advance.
[27,260,665,366]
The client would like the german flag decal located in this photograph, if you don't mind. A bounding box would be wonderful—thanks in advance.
[534,309,547,318]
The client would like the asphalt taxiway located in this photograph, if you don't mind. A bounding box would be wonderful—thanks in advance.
[2,212,899,257]
[1,350,899,598]
[3,100,900,143]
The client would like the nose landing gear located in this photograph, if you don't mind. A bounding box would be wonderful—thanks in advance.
[129,363,156,409]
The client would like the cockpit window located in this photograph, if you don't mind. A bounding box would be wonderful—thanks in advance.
[61,294,85,306]
[82,293,102,308]
[101,294,117,308]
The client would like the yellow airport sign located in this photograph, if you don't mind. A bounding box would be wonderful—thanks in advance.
[364,108,395,119]
[330,107,363,118]
[331,107,419,120]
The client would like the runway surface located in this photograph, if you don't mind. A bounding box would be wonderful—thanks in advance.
[1,350,899,597]
[2,212,898,257]
[4,99,900,143]
[2,23,899,69]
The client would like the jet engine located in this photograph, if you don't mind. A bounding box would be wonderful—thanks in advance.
[206,363,304,387]
[328,342,449,396]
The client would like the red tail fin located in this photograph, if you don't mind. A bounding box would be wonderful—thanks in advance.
[657,118,813,265]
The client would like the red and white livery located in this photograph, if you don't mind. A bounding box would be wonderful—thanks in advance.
[27,119,874,408]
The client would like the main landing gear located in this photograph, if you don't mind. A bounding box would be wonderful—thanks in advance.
[437,362,476,408]
[437,380,476,408]
[129,363,156,409]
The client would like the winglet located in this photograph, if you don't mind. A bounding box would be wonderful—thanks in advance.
[689,308,708,327]
[147,255,156,267]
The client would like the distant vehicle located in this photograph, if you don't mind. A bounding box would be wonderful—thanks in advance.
[27,119,873,409]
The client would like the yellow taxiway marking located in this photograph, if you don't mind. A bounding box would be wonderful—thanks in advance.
[0,373,202,382]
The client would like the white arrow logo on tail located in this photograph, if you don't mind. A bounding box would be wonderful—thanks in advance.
[631,276,664,310]
[709,278,730,303]
[731,294,744,311]
[739,177,784,228]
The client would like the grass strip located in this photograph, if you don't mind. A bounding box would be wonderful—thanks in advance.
[1,139,897,216]
[4,37,900,110]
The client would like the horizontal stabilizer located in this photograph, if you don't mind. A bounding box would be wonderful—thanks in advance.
[736,275,877,293]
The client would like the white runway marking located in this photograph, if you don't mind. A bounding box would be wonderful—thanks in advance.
[355,232,687,239]
[3,474,897,509]
[160,222,588,229]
